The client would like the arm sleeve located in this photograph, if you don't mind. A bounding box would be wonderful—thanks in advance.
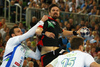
[25,47,41,60]
[84,54,95,67]
[49,57,58,67]
[18,21,44,43]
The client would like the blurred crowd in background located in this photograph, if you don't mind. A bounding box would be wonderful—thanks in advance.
[0,0,100,67]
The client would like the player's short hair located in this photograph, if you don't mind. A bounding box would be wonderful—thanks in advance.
[48,4,59,12]
[70,36,84,50]
[9,26,19,37]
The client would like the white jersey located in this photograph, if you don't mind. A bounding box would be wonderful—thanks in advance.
[50,50,95,67]
[0,21,44,67]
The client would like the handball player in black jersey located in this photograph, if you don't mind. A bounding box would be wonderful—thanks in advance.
[36,4,80,67]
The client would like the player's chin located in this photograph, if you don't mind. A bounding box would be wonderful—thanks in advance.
[52,16,59,19]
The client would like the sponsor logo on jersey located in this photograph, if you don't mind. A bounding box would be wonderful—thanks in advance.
[51,21,56,25]
[15,62,20,66]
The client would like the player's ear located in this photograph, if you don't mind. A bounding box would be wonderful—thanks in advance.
[79,45,83,51]
[11,34,15,37]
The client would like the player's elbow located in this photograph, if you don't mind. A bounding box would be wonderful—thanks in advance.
[34,55,41,60]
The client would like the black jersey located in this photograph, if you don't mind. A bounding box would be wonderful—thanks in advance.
[38,17,63,46]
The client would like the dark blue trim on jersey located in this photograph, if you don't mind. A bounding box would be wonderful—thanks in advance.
[3,52,13,61]
[6,44,21,67]
[5,52,13,57]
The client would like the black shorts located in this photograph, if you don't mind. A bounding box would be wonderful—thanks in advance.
[40,48,66,67]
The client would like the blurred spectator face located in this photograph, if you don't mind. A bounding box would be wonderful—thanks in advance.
[1,18,5,24]
[11,1,15,5]
[52,0,56,4]
[18,23,23,28]
[92,31,98,36]
[94,25,99,31]
[85,21,89,27]
[65,8,69,12]
[76,25,80,31]
[5,27,9,33]
[30,0,33,2]
[91,21,95,27]
[80,20,84,26]
[41,3,45,9]
[66,23,71,28]
[93,6,97,11]
[26,57,31,61]
[27,41,31,47]
[49,6,60,19]
[85,46,90,52]
[23,60,27,67]
[29,61,34,67]
[5,35,10,42]
[64,21,68,26]
[32,2,36,7]
[69,19,73,25]
[19,1,23,6]
[32,17,37,22]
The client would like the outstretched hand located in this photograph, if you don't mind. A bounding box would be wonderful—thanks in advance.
[41,15,48,22]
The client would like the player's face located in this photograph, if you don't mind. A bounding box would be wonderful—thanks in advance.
[49,7,60,19]
[14,28,23,36]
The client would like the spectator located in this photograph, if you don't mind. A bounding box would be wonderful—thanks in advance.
[30,16,37,27]
[23,59,28,67]
[59,35,68,50]
[78,20,85,27]
[68,18,75,29]
[28,0,33,6]
[28,61,34,67]
[0,24,7,38]
[66,42,71,52]
[94,51,100,64]
[18,22,26,34]
[2,27,9,41]
[0,18,5,29]
[10,0,16,23]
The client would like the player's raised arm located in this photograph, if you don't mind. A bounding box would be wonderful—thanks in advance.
[36,16,55,39]
[18,15,48,42]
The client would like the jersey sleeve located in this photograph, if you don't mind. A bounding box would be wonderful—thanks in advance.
[25,47,41,60]
[84,53,95,67]
[49,57,58,67]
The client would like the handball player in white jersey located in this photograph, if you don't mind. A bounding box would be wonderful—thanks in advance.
[0,15,52,67]
[46,36,100,67]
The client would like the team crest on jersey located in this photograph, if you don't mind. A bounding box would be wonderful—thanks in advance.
[47,21,55,28]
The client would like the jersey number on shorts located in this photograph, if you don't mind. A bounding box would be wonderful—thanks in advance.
[61,57,76,67]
